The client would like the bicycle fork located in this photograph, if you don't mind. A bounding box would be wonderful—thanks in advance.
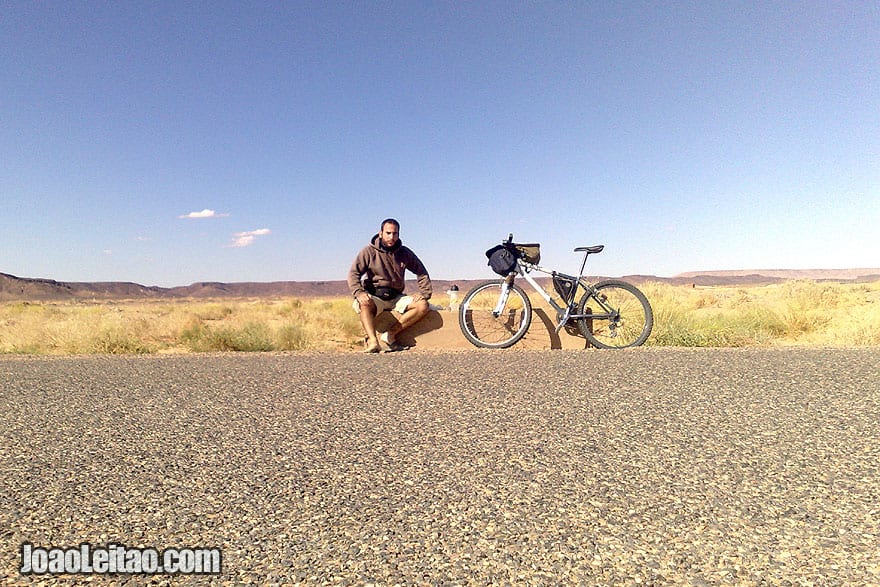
[493,279,513,317]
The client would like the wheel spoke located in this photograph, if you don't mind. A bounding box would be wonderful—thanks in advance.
[459,282,531,348]
[578,280,653,349]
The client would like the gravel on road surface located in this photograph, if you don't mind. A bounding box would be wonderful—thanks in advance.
[1,348,879,586]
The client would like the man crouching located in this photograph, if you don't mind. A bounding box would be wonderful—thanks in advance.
[348,218,432,353]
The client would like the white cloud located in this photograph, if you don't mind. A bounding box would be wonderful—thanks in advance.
[228,228,271,248]
[178,208,230,219]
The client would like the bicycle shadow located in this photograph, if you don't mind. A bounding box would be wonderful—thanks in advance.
[532,308,590,350]
[371,307,592,350]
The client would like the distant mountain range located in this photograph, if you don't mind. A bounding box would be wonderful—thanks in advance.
[2,269,879,302]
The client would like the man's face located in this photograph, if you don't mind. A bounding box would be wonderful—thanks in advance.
[380,223,399,248]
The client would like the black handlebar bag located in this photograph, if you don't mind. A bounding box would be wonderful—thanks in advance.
[485,242,541,276]
[485,245,518,275]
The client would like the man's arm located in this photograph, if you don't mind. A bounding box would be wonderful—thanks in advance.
[404,249,432,300]
[347,249,369,297]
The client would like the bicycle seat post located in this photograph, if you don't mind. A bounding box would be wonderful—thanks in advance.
[574,245,604,278]
[578,250,590,278]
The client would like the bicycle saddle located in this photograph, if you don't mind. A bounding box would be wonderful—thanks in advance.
[575,245,604,254]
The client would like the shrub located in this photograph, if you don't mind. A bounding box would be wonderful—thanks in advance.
[92,328,154,354]
[181,320,274,352]
[3,281,879,354]
[275,323,310,350]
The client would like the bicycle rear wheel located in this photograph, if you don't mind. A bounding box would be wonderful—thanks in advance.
[459,281,532,348]
[577,279,653,349]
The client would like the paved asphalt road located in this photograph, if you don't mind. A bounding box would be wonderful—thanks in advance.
[1,348,879,586]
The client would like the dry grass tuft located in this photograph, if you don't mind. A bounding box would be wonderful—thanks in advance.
[0,297,373,355]
[641,280,880,347]
[1,282,878,354]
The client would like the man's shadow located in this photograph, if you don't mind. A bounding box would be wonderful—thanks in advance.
[375,310,444,348]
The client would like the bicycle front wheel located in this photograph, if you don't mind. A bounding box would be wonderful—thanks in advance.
[577,279,653,349]
[459,281,532,348]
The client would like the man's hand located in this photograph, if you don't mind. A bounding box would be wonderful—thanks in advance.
[356,292,372,305]
[410,293,426,303]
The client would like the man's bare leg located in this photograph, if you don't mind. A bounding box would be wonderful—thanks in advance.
[358,299,381,352]
[385,299,429,344]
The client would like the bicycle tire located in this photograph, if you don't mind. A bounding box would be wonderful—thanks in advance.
[459,280,532,348]
[577,279,653,349]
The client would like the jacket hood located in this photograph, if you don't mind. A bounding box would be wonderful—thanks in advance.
[370,233,403,253]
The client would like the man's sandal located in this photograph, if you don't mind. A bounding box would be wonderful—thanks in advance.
[382,341,410,353]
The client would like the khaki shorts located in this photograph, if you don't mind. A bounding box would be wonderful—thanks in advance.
[353,294,414,315]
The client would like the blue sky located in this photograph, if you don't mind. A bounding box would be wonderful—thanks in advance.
[2,1,877,287]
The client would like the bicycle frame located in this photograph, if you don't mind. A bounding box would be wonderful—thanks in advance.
[505,258,618,334]
[462,235,652,349]
[509,263,582,333]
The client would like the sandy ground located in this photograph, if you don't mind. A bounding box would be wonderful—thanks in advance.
[377,305,592,351]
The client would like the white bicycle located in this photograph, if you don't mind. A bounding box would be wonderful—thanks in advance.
[458,234,653,349]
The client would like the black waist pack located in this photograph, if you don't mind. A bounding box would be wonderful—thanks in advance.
[371,286,401,300]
